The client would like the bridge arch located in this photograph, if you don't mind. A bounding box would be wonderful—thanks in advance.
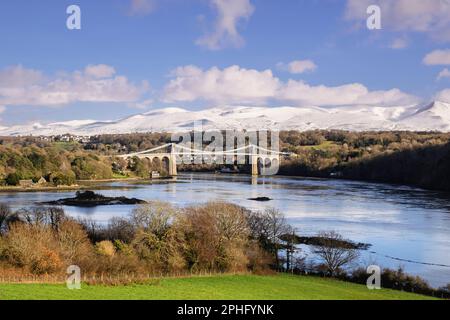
[271,157,279,171]
[151,157,162,172]
[162,156,171,175]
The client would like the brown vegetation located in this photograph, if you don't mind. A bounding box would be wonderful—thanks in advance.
[0,202,277,281]
[0,201,448,298]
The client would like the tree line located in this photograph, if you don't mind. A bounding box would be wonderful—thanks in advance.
[2,130,450,191]
[0,202,291,277]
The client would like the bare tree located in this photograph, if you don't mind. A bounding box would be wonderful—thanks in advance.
[78,218,103,243]
[246,208,291,270]
[312,231,360,277]
[0,203,13,234]
[104,217,136,243]
[15,206,65,229]
[131,202,176,236]
[282,227,299,272]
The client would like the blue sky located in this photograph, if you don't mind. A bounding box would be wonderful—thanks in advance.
[0,0,450,126]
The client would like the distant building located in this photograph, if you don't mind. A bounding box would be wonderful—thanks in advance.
[37,177,47,185]
[151,171,161,179]
[330,171,343,178]
[19,180,34,188]
[52,134,91,143]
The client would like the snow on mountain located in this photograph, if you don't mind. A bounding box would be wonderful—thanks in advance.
[396,101,450,131]
[1,101,450,136]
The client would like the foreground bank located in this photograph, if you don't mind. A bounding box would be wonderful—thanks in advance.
[0,274,437,300]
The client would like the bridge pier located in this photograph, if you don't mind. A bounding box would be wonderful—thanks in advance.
[251,155,258,176]
[169,153,178,176]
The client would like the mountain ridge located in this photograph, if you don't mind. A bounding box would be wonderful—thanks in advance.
[1,101,450,136]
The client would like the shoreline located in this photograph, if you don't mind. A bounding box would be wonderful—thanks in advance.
[2,172,450,195]
[0,176,179,193]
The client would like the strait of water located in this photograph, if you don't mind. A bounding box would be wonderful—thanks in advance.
[1,173,449,288]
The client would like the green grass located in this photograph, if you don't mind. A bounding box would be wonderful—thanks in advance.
[111,173,130,179]
[0,274,437,300]
[52,141,80,151]
[300,141,337,151]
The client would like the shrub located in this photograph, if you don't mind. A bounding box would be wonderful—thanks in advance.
[30,248,63,274]
[49,170,76,186]
[57,219,93,266]
[95,240,116,257]
[130,203,187,273]
[5,173,21,186]
[0,202,276,279]
[3,223,63,274]
[0,203,14,234]
[178,202,250,272]
[131,202,175,234]
[132,226,186,273]
[105,218,136,243]
[91,253,143,276]
[114,240,134,256]
[245,208,291,270]
[344,266,438,297]
[245,241,273,273]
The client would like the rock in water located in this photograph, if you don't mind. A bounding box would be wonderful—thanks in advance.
[248,197,272,202]
[42,191,147,207]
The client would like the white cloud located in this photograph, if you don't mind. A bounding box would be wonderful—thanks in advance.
[437,68,450,81]
[196,0,254,50]
[277,81,417,107]
[163,64,419,107]
[389,37,408,49]
[278,81,368,106]
[0,65,44,87]
[278,60,317,74]
[84,64,116,79]
[164,65,279,104]
[0,65,148,108]
[423,49,450,65]
[436,88,450,102]
[345,0,450,42]
[129,0,155,16]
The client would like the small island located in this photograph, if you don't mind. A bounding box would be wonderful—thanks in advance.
[279,234,371,250]
[42,191,147,207]
[248,197,272,202]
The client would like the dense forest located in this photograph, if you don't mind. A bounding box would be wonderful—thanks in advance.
[1,130,450,191]
[278,131,450,191]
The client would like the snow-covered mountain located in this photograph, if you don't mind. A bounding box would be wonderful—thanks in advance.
[1,101,450,136]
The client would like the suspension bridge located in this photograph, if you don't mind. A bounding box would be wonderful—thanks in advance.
[118,143,292,176]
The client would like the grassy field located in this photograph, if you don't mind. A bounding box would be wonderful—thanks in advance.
[0,274,437,300]
[299,140,337,151]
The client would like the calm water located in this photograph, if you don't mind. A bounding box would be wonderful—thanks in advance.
[1,173,450,287]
